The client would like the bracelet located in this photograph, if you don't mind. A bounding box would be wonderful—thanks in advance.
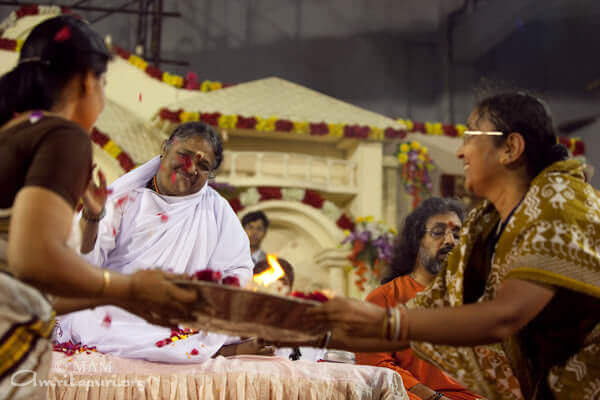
[398,304,409,341]
[319,330,332,348]
[381,307,390,339]
[392,307,401,341]
[82,207,105,222]
[98,270,111,297]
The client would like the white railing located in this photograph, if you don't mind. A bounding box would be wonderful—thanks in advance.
[219,150,358,194]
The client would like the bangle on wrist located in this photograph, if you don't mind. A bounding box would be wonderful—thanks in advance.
[82,207,105,222]
[381,307,389,339]
[97,270,111,297]
[319,330,332,348]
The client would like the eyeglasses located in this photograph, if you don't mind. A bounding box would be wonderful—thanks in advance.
[462,130,504,144]
[425,225,461,241]
[463,130,503,136]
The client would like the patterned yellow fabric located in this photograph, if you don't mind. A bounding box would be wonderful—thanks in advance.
[408,160,600,400]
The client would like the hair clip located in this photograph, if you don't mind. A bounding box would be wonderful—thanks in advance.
[54,25,72,42]
[18,57,50,66]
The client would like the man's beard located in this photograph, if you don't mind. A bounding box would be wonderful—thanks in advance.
[420,245,453,276]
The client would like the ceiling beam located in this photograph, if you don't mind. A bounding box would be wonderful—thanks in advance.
[451,0,598,63]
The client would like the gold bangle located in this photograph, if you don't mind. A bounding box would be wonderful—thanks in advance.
[381,307,389,339]
[398,304,409,341]
[99,270,111,296]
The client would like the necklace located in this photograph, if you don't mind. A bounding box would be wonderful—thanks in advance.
[152,175,162,194]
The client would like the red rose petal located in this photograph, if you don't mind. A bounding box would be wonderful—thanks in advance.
[102,314,112,327]
[192,269,222,283]
[158,213,168,222]
[190,348,199,356]
[222,276,240,287]
[54,25,71,42]
[116,195,129,207]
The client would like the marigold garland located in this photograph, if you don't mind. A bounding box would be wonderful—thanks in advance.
[398,117,586,156]
[113,46,233,92]
[158,108,408,141]
[0,5,232,93]
[90,127,136,172]
[158,108,587,153]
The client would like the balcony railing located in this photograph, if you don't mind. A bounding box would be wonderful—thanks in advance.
[218,151,358,194]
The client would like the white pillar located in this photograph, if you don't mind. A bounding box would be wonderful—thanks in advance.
[348,142,383,219]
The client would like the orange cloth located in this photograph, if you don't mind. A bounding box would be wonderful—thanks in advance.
[356,276,481,400]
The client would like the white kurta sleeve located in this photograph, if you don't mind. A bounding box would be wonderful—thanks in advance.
[208,198,254,287]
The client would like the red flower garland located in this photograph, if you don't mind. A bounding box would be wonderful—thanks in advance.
[302,189,325,209]
[221,186,355,232]
[258,187,282,201]
[90,127,136,172]
[236,116,258,130]
[274,119,294,132]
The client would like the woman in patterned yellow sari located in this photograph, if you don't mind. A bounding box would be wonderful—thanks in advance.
[306,92,600,400]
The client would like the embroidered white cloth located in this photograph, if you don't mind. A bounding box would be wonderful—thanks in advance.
[57,156,253,363]
[46,352,409,400]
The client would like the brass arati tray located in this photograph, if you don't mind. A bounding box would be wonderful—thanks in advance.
[174,280,322,344]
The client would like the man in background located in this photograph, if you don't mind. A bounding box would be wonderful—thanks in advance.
[356,197,481,400]
[242,211,269,265]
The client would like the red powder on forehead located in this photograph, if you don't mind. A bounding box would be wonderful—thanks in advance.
[171,171,176,184]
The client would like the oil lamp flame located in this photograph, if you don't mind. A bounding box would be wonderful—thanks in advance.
[253,254,285,287]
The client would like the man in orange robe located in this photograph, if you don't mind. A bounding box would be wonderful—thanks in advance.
[356,198,481,400]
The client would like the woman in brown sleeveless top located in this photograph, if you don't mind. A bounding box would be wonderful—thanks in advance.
[0,16,196,399]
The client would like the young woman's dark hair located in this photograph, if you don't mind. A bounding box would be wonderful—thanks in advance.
[0,15,111,126]
[165,121,224,171]
[382,197,464,284]
[475,92,569,179]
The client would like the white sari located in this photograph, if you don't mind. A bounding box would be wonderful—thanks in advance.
[57,157,253,363]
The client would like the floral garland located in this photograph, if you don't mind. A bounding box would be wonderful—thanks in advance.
[0,5,231,93]
[398,117,586,156]
[0,4,70,33]
[558,136,585,157]
[218,185,355,231]
[113,46,232,92]
[90,127,136,172]
[158,108,408,140]
[397,118,467,138]
[341,216,396,292]
[396,140,434,208]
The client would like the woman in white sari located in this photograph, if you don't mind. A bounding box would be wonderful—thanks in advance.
[57,122,259,363]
